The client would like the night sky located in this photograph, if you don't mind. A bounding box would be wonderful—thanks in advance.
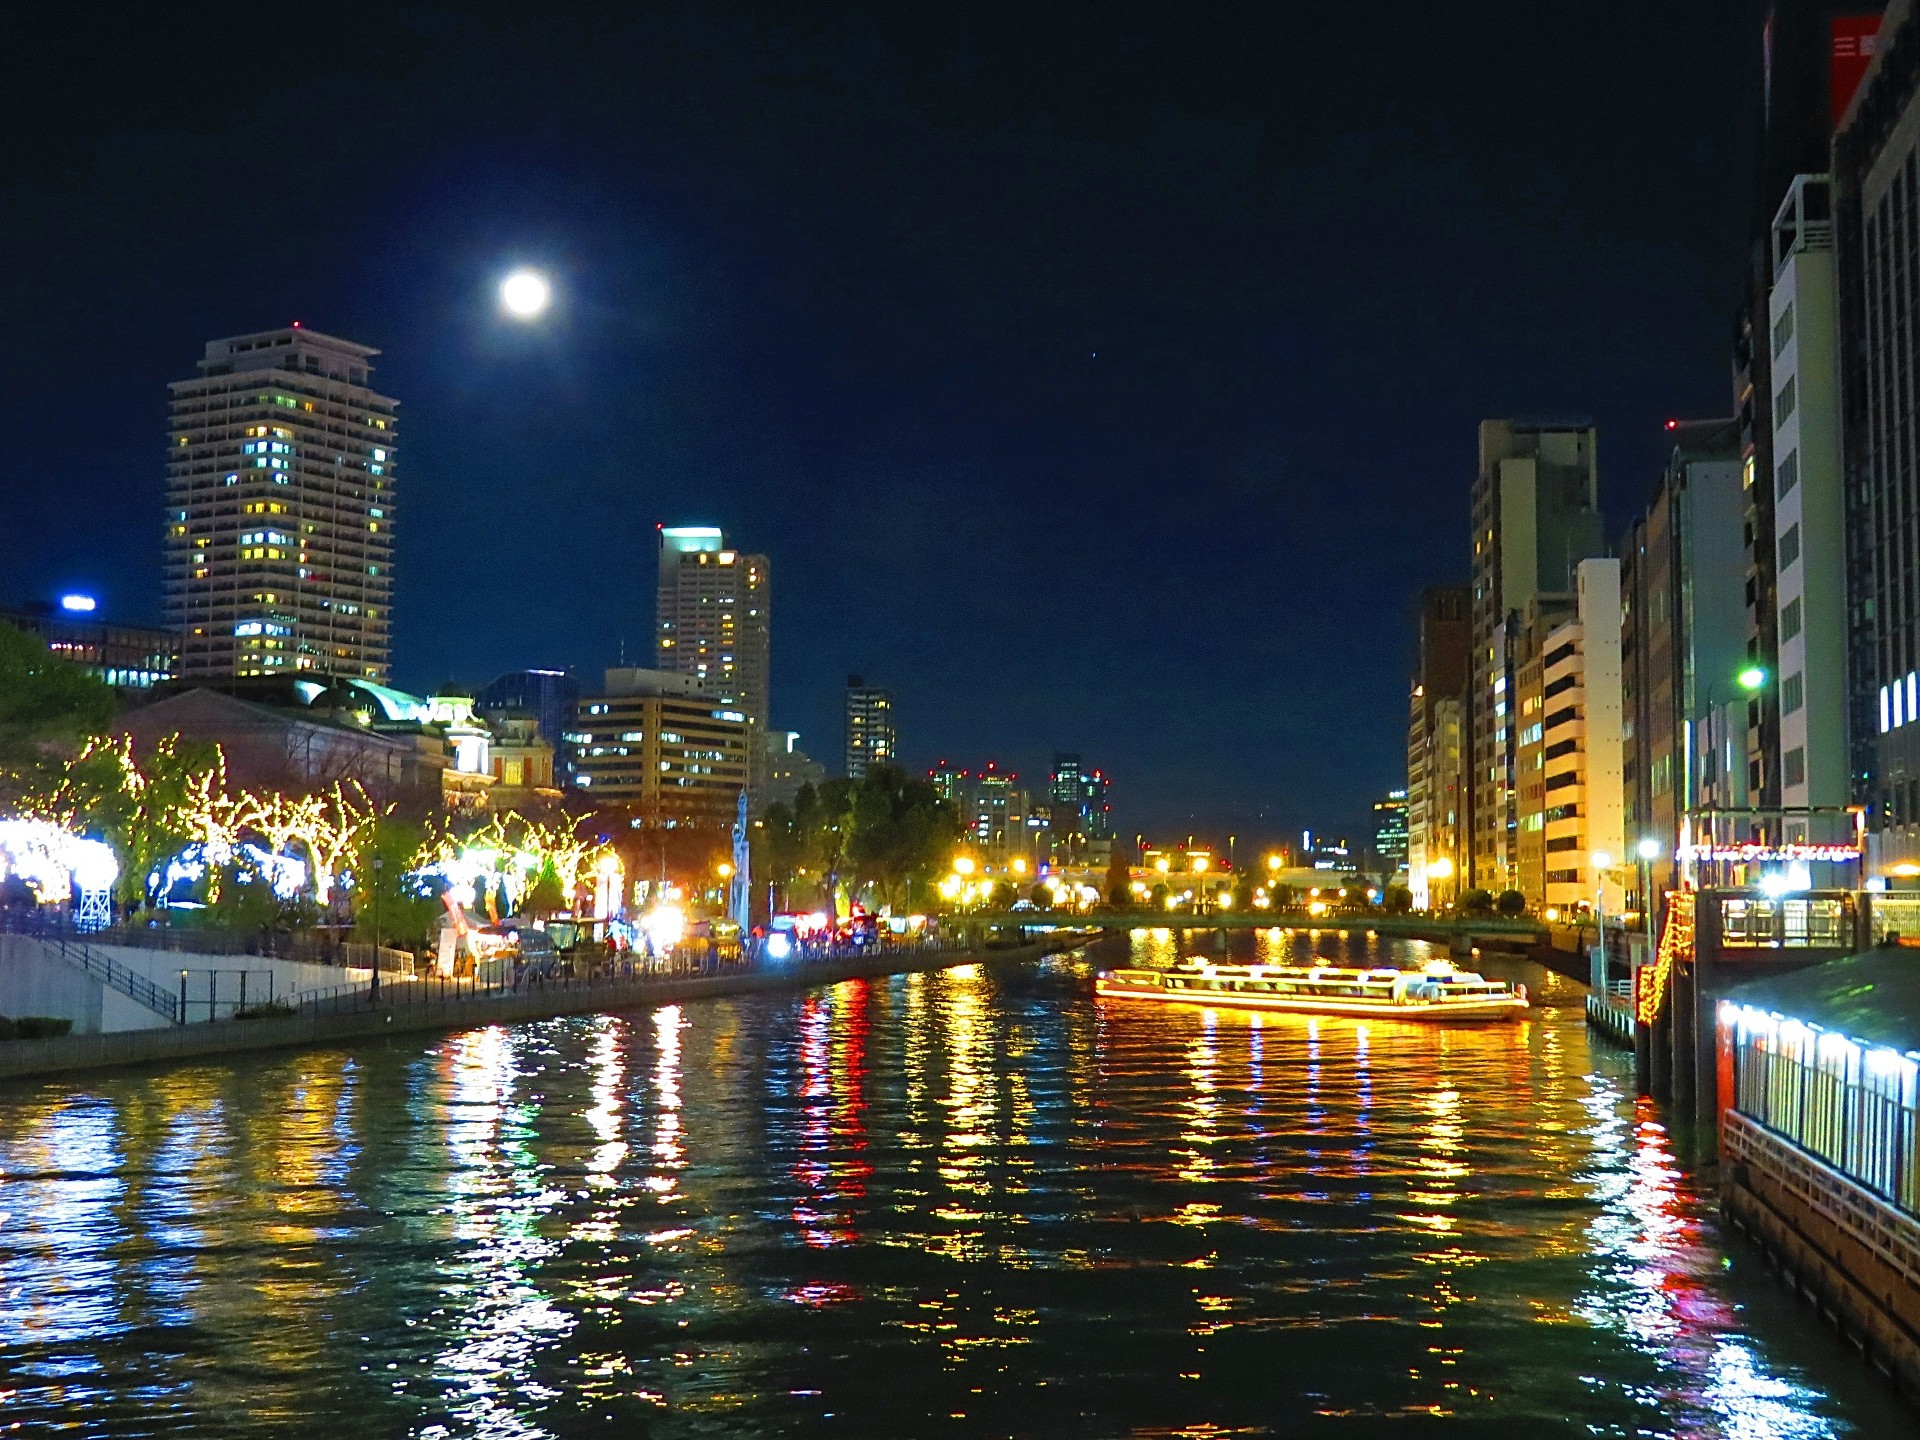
[1,3,1763,844]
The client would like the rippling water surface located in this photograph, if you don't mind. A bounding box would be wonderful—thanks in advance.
[3,936,1915,1437]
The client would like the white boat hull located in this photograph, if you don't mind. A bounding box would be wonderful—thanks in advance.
[1094,974,1528,1023]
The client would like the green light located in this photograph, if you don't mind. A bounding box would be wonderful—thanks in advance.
[1736,665,1767,693]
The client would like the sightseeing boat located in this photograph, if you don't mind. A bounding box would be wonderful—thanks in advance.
[1094,958,1528,1022]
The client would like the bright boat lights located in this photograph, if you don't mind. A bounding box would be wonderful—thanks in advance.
[58,593,97,613]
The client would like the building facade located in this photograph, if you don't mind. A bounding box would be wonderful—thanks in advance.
[1048,753,1113,864]
[1621,423,1749,906]
[844,675,896,778]
[1731,3,1878,816]
[1769,175,1852,809]
[570,667,749,821]
[1837,3,1920,870]
[764,730,828,809]
[1405,585,1470,907]
[654,526,769,791]
[1371,789,1409,877]
[166,327,397,681]
[1517,561,1625,914]
[1467,421,1604,894]
[2,601,178,691]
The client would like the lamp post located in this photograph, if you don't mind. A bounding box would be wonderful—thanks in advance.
[1589,850,1613,994]
[1635,838,1661,951]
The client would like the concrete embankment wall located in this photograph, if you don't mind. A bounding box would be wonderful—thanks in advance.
[0,935,159,1034]
[0,943,1058,1083]
[1721,1109,1920,1397]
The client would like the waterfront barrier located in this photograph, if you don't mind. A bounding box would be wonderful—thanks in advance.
[0,932,1087,1083]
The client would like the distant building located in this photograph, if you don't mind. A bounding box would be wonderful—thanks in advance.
[655,526,769,793]
[166,326,397,681]
[2,599,177,691]
[569,667,749,822]
[1047,752,1113,863]
[765,730,827,809]
[476,668,580,760]
[1621,422,1747,907]
[969,763,1029,861]
[1370,789,1409,875]
[844,675,896,778]
[1468,421,1605,893]
[1405,585,1469,906]
[928,759,971,811]
[1511,559,1624,914]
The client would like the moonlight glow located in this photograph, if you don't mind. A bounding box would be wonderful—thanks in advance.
[500,269,552,319]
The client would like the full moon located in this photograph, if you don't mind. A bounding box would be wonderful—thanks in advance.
[500,269,551,319]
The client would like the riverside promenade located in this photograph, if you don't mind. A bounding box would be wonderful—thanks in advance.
[0,932,1086,1083]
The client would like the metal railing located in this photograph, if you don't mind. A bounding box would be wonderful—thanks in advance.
[289,931,983,1015]
[3,913,184,1024]
[6,911,1022,1027]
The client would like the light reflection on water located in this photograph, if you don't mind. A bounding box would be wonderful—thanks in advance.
[0,937,1912,1437]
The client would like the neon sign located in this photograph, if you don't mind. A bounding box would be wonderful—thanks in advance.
[1678,843,1860,864]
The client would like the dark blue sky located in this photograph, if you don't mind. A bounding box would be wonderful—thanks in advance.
[0,2,1762,844]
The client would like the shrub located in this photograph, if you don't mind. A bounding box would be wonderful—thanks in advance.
[1495,890,1528,918]
[232,1000,296,1021]
[1459,888,1495,918]
[13,1016,73,1039]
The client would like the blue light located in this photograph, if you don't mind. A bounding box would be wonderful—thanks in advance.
[59,594,97,613]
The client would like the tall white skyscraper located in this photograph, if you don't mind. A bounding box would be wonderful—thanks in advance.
[166,327,397,680]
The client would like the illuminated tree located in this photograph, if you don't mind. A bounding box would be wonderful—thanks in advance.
[38,733,225,909]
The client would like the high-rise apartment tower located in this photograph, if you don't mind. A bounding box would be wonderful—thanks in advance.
[1406,585,1470,907]
[166,327,397,679]
[1467,421,1604,893]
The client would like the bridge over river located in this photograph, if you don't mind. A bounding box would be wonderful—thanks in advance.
[960,909,1547,948]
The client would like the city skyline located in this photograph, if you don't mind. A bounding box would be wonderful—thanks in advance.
[0,2,1759,838]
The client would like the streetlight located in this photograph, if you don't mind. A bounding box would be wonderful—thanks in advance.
[1736,665,1768,694]
[1635,839,1661,951]
[1589,850,1612,993]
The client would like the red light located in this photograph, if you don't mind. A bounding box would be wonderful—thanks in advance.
[291,320,301,328]
[1664,419,1677,430]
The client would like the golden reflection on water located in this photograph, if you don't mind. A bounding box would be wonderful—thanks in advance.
[428,1024,572,1439]
[0,942,1893,1437]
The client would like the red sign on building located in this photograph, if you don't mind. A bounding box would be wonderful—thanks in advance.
[1833,15,1882,126]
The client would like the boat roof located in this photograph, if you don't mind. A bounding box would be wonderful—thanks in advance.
[1724,946,1920,1054]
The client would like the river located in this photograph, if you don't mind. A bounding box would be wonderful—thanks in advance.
[1,933,1915,1437]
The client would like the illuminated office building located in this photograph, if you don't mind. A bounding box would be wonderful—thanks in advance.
[655,526,769,792]
[844,675,896,778]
